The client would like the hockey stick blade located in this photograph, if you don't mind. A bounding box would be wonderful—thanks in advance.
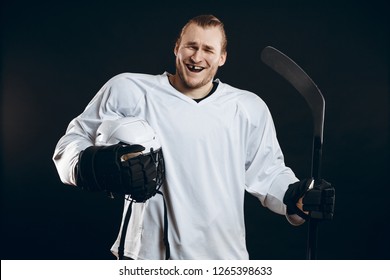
[261,46,326,260]
[260,46,325,181]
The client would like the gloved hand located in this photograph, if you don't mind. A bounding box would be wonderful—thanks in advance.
[75,143,158,198]
[283,178,335,220]
[303,179,335,220]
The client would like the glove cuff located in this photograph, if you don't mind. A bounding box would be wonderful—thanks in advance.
[76,146,102,191]
[284,179,313,220]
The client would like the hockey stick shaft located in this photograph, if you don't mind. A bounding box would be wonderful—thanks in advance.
[260,46,325,259]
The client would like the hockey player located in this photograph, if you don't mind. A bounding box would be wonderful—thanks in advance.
[53,14,334,260]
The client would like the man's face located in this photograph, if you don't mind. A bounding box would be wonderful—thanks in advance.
[173,23,226,92]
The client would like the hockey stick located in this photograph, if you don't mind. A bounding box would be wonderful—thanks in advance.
[260,46,325,260]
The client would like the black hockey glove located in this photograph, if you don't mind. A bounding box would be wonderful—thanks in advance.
[283,179,335,220]
[76,143,160,200]
[303,179,335,220]
[120,148,165,202]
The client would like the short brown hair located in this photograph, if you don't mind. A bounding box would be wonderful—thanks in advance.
[176,14,227,53]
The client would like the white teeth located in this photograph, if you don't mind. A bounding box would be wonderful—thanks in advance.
[188,65,203,71]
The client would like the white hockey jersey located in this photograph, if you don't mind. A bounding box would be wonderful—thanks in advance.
[53,72,300,259]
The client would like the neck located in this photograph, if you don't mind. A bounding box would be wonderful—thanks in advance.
[168,74,214,100]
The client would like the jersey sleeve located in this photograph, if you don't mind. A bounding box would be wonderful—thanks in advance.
[52,74,144,186]
[243,93,300,219]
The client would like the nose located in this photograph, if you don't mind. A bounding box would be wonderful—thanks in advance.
[190,50,203,63]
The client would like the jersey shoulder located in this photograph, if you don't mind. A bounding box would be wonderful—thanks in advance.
[104,72,161,88]
[218,82,270,117]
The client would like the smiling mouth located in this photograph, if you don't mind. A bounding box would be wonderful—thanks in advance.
[187,64,204,73]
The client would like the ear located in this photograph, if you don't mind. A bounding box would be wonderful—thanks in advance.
[218,51,227,67]
[174,42,179,56]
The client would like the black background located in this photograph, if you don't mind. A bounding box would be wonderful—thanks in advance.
[1,0,389,260]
